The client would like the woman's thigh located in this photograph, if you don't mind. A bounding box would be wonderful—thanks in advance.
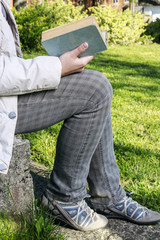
[15,69,112,134]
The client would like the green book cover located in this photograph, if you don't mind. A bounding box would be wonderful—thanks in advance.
[41,17,107,57]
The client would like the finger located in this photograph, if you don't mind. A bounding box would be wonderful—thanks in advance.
[77,55,94,67]
[70,42,88,57]
[82,55,94,64]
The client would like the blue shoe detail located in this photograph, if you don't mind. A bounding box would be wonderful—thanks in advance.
[126,203,137,217]
[90,195,160,225]
[58,199,99,227]
[113,197,149,221]
[132,208,144,220]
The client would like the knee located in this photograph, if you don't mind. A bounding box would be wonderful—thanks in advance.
[96,71,113,98]
[88,70,113,104]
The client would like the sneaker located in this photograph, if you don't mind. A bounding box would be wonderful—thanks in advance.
[90,196,160,225]
[41,195,108,231]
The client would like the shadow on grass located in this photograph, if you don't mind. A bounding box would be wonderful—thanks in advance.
[114,141,160,160]
[92,53,160,83]
[89,55,160,106]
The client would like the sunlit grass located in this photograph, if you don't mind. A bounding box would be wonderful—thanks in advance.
[87,44,160,211]
[0,200,64,240]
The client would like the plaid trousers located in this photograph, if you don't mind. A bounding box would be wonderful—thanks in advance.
[15,69,125,206]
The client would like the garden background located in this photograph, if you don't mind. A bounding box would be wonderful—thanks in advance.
[0,1,160,239]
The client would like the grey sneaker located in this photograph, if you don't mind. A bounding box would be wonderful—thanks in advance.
[42,195,108,231]
[90,196,160,225]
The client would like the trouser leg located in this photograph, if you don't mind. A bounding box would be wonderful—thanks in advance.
[88,112,126,207]
[15,69,125,203]
[45,70,113,202]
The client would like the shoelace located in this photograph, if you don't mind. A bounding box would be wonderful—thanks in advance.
[71,199,96,227]
[62,200,95,227]
[123,197,149,218]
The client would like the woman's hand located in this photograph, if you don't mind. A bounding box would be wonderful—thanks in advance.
[59,42,94,77]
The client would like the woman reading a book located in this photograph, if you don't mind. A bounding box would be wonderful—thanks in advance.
[0,0,160,231]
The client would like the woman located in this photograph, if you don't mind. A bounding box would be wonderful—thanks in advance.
[0,0,160,231]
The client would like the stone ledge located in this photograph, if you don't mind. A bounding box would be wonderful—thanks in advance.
[0,135,34,213]
[30,161,160,240]
[59,221,160,240]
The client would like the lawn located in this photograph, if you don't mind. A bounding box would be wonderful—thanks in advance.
[1,44,159,239]
[87,44,160,211]
[23,44,160,212]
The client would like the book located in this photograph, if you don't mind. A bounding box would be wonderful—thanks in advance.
[41,16,107,57]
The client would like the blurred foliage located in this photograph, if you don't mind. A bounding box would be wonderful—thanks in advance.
[12,0,150,51]
[90,5,147,45]
[144,18,160,44]
[12,0,87,51]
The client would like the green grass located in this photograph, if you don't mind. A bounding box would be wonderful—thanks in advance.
[22,44,160,212]
[87,44,160,211]
[0,200,64,240]
[1,44,159,238]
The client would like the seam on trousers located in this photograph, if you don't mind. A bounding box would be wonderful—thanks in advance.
[99,137,115,198]
[17,96,97,106]
[74,110,94,180]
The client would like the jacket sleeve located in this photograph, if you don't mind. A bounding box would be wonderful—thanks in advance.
[0,55,62,96]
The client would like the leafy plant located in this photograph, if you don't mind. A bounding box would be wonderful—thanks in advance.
[90,5,147,45]
[144,18,160,44]
[0,199,64,240]
[12,0,149,51]
[12,1,53,51]
[48,0,87,27]
[12,0,87,51]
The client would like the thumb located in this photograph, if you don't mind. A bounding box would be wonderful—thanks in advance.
[71,42,88,57]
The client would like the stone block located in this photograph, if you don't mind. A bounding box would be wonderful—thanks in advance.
[59,221,160,240]
[0,135,34,214]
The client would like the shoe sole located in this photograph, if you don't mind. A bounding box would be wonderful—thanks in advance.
[96,210,160,226]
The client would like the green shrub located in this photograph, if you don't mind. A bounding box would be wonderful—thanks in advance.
[13,1,148,51]
[90,5,147,45]
[144,18,160,44]
[12,2,52,51]
[48,0,87,27]
[12,0,87,52]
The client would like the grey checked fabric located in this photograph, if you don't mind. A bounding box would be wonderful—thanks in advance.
[15,69,126,206]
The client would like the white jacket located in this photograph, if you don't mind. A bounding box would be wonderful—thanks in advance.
[0,0,62,174]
